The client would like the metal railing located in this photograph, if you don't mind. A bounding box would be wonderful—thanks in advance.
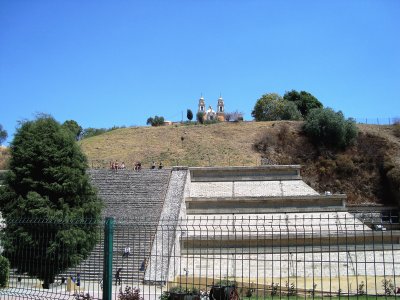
[1,212,399,299]
[354,117,399,125]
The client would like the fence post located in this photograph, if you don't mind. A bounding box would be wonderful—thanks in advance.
[103,217,115,300]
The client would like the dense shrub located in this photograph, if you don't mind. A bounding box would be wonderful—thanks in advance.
[196,112,204,124]
[252,93,302,121]
[119,286,143,300]
[303,108,358,149]
[335,155,356,176]
[146,116,164,127]
[283,90,323,117]
[0,255,10,288]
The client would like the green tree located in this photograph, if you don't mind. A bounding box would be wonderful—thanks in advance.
[0,255,10,288]
[0,115,103,288]
[62,120,82,140]
[0,124,7,145]
[187,109,193,121]
[146,115,164,126]
[196,111,204,124]
[81,127,107,139]
[252,93,302,121]
[303,107,358,149]
[283,90,323,117]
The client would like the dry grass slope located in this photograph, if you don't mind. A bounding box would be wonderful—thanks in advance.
[79,122,275,168]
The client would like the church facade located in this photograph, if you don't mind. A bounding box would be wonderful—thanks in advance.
[197,96,225,122]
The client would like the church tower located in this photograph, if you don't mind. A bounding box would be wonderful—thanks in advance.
[217,95,225,121]
[198,96,205,114]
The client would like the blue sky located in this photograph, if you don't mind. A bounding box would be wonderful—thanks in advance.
[1,0,399,145]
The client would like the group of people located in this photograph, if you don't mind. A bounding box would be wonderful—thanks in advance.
[109,161,164,171]
[110,161,126,170]
[151,161,163,169]
[114,248,149,285]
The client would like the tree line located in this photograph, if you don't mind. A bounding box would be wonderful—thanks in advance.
[252,90,358,149]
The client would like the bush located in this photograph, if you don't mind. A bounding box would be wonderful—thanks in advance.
[204,119,220,125]
[303,107,358,149]
[335,155,356,176]
[382,278,395,296]
[253,129,277,152]
[119,286,143,300]
[196,112,204,124]
[146,116,164,127]
[0,255,10,288]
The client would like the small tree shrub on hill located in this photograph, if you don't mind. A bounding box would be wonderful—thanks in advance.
[0,255,10,288]
[146,116,164,127]
[283,90,323,118]
[196,112,204,124]
[252,93,302,121]
[303,107,358,149]
[335,155,356,176]
[187,109,193,121]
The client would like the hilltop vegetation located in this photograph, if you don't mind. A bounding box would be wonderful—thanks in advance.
[1,121,399,205]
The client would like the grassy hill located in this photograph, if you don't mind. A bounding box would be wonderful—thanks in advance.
[78,121,400,205]
[79,121,271,168]
[1,121,399,205]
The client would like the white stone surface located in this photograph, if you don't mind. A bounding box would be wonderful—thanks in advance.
[183,212,370,236]
[176,250,400,279]
[145,170,187,283]
[234,181,282,197]
[190,182,233,197]
[189,180,319,198]
[281,180,319,196]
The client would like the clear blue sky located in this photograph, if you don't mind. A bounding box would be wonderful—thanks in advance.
[1,0,399,145]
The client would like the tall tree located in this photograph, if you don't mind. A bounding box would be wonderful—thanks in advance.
[252,93,302,121]
[283,90,323,117]
[62,120,82,140]
[0,124,7,145]
[187,109,193,121]
[0,115,103,288]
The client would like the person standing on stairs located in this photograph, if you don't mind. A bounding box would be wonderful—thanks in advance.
[115,268,122,285]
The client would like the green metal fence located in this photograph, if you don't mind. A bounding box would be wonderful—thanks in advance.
[1,212,400,300]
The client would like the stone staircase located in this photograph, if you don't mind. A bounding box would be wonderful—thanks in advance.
[60,169,171,282]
